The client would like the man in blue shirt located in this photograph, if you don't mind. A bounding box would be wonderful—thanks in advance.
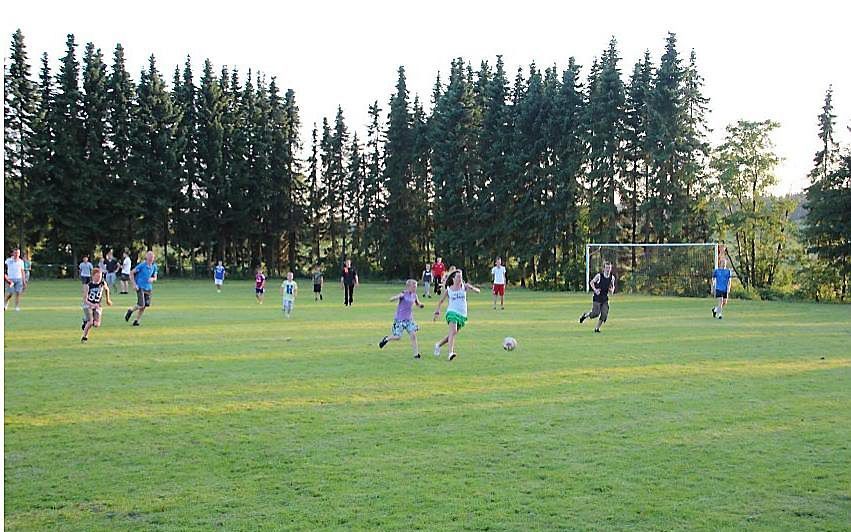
[213,260,226,292]
[712,257,732,319]
[125,251,158,326]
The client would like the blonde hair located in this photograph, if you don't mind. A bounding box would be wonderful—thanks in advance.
[406,279,417,289]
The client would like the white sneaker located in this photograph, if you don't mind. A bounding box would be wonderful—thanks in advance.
[433,343,441,357]
[448,352,457,361]
[15,307,20,311]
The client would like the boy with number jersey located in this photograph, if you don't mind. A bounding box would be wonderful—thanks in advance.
[579,261,616,333]
[255,268,266,304]
[79,255,93,284]
[125,251,158,326]
[433,269,481,361]
[213,261,226,292]
[312,265,324,301]
[81,268,112,342]
[712,257,732,319]
[379,279,426,358]
[491,257,507,310]
[422,263,432,298]
[280,272,298,318]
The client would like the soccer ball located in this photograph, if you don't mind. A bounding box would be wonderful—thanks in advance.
[503,337,517,351]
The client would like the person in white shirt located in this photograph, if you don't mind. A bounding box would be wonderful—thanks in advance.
[4,248,27,311]
[432,269,480,361]
[280,272,298,318]
[120,251,132,294]
[491,257,507,310]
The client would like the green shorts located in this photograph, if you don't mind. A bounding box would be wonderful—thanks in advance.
[445,310,467,330]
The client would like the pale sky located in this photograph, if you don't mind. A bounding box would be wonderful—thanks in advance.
[5,0,850,193]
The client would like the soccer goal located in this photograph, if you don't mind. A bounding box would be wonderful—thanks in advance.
[586,243,720,296]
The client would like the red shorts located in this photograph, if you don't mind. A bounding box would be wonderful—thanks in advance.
[492,284,505,296]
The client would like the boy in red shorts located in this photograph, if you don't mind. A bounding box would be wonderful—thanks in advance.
[491,256,507,310]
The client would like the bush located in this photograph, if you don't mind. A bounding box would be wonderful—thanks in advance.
[728,286,761,301]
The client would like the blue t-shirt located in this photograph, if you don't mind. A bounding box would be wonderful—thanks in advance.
[214,265,226,280]
[134,262,158,291]
[713,268,731,292]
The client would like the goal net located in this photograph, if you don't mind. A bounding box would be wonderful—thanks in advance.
[586,243,719,297]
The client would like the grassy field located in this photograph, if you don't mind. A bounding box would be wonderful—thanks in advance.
[4,279,850,531]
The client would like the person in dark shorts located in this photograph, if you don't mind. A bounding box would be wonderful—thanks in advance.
[431,258,446,295]
[579,261,616,333]
[81,267,112,342]
[341,259,359,306]
[312,265,324,301]
[255,267,266,304]
[124,251,158,326]
[79,255,93,284]
[119,251,132,294]
[711,257,732,319]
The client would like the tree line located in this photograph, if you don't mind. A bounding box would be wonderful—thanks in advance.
[4,29,850,297]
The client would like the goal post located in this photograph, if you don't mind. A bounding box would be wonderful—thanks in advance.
[585,242,719,296]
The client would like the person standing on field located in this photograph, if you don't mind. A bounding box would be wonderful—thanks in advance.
[124,251,158,326]
[711,257,732,319]
[213,260,226,292]
[105,250,119,291]
[422,263,433,298]
[341,259,359,306]
[431,258,446,295]
[312,265,324,302]
[79,255,93,284]
[4,248,27,311]
[120,251,132,294]
[491,256,507,310]
[579,261,616,333]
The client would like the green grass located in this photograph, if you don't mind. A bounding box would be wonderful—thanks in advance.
[4,279,850,531]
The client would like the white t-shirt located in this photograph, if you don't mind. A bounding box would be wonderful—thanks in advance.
[491,265,506,285]
[281,280,297,301]
[121,257,132,274]
[5,258,24,280]
[446,286,468,317]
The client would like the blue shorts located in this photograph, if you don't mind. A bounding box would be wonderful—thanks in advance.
[391,319,419,337]
[715,289,728,298]
[6,279,24,294]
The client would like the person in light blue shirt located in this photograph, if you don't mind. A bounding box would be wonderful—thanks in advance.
[712,257,732,319]
[125,251,158,326]
[213,260,226,292]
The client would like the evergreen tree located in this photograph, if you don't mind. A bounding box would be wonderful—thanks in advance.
[805,90,849,300]
[172,56,199,262]
[49,34,87,261]
[585,38,625,244]
[196,59,227,262]
[362,101,385,263]
[81,42,109,250]
[4,29,39,249]
[681,49,712,240]
[281,87,304,271]
[27,52,55,251]
[105,43,136,250]
[383,66,418,276]
[306,123,325,265]
[130,55,181,266]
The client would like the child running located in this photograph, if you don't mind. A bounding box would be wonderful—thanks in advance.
[81,267,112,342]
[280,272,298,318]
[433,269,480,361]
[379,279,426,359]
[255,267,266,304]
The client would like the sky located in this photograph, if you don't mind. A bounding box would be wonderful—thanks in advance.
[4,0,850,194]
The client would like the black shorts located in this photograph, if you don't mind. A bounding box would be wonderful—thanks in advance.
[120,273,130,281]
[313,284,322,293]
[715,290,728,298]
[255,287,265,295]
[136,288,152,307]
[81,276,91,284]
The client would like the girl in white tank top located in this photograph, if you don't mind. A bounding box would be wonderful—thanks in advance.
[433,269,480,361]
